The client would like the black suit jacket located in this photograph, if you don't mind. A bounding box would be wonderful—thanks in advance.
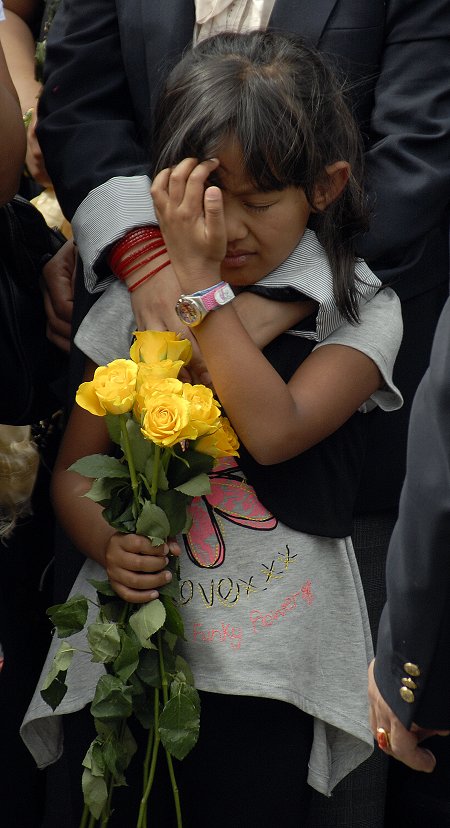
[375,295,450,730]
[38,0,450,509]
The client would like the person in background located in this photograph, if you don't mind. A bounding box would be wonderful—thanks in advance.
[368,294,450,827]
[35,2,450,826]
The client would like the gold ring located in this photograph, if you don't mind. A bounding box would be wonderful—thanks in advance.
[376,727,391,751]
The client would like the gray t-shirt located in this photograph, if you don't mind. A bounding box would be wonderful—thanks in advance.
[22,282,403,798]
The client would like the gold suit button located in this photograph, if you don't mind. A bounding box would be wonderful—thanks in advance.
[402,677,417,690]
[404,662,421,677]
[400,686,415,703]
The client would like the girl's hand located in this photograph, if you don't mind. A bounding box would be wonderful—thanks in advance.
[105,532,181,604]
[151,157,226,291]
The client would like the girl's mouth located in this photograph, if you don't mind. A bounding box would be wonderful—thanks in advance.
[223,251,254,268]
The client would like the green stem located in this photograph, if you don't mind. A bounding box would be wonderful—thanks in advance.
[157,631,182,827]
[79,804,91,828]
[120,414,139,511]
[150,444,161,505]
[165,750,182,828]
[88,814,98,828]
[136,689,161,828]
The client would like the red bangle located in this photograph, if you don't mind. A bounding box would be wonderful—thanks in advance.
[127,258,171,293]
[115,238,165,272]
[121,246,167,279]
[108,227,163,272]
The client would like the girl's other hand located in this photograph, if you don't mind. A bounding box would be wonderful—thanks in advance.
[151,157,226,289]
[105,532,181,604]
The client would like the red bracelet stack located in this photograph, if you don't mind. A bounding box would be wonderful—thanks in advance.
[107,226,170,292]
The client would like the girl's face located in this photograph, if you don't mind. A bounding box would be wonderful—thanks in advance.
[215,139,312,286]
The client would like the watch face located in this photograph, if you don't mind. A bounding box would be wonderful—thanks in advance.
[175,297,204,326]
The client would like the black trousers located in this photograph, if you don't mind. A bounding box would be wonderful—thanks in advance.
[43,692,314,828]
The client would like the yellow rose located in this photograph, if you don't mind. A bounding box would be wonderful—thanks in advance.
[130,331,192,366]
[195,417,239,458]
[76,360,138,416]
[141,392,198,447]
[134,375,184,420]
[182,383,221,437]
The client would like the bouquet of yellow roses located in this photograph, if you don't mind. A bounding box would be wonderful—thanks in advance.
[41,331,238,828]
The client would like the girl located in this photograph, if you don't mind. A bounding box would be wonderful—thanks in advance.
[22,32,402,827]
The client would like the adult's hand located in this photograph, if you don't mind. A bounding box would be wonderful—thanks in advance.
[368,659,449,772]
[41,239,76,352]
[25,108,51,186]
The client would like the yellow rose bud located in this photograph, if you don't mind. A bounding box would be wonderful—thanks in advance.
[182,383,221,437]
[195,417,239,458]
[130,331,192,366]
[141,392,198,447]
[76,360,138,416]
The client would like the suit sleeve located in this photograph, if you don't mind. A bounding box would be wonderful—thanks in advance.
[356,0,450,279]
[36,0,159,290]
[374,296,450,730]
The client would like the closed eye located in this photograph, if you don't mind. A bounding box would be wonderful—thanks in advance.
[244,202,273,213]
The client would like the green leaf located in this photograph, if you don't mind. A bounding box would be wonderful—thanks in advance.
[175,473,211,497]
[102,724,137,782]
[105,412,122,445]
[126,418,154,472]
[113,629,140,682]
[159,692,200,760]
[81,767,108,820]
[128,600,166,648]
[90,674,133,721]
[171,676,201,714]
[88,578,117,598]
[69,454,130,479]
[46,595,89,638]
[82,739,106,777]
[135,501,170,544]
[40,641,74,710]
[169,447,214,487]
[156,489,190,537]
[174,655,196,687]
[84,477,126,504]
[143,457,169,492]
[87,622,121,663]
[136,649,161,688]
[133,689,156,730]
[160,595,185,639]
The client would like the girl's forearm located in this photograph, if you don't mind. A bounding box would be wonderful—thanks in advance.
[192,303,302,463]
[192,300,381,465]
[51,467,115,568]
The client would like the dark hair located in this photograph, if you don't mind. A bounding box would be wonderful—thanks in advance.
[152,31,369,321]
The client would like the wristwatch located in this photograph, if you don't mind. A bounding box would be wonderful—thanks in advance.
[175,281,235,327]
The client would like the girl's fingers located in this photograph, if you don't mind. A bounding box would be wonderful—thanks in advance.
[182,158,220,213]
[204,185,226,250]
[151,167,171,207]
[167,157,200,204]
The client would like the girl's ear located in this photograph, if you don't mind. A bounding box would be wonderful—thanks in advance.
[312,161,350,211]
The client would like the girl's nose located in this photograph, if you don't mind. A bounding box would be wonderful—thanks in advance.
[224,206,248,242]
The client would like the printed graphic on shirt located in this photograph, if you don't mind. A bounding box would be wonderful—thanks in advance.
[183,457,278,568]
[179,459,316,652]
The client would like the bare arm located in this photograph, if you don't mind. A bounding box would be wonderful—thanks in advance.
[0,7,51,184]
[0,41,26,203]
